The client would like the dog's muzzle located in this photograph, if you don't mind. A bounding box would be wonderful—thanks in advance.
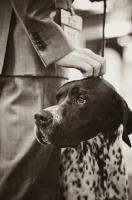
[34,110,53,145]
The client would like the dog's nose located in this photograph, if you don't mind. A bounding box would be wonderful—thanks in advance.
[34,111,52,123]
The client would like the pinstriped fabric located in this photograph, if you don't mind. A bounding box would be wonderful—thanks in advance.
[2,11,70,78]
[0,0,75,77]
[9,0,75,68]
[0,1,73,199]
[0,0,12,74]
[0,77,67,200]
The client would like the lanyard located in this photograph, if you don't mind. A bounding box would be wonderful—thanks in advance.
[66,0,75,15]
[101,0,107,57]
[66,0,107,55]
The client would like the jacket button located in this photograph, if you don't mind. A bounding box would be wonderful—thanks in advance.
[32,31,39,38]
[34,39,41,44]
[38,43,45,51]
[31,31,46,51]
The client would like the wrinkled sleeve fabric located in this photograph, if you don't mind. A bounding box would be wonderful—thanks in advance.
[10,0,75,67]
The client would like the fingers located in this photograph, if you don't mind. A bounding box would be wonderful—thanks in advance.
[82,56,101,76]
[76,48,106,76]
[75,53,105,77]
[55,48,106,78]
[78,62,94,77]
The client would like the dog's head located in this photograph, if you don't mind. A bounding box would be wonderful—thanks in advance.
[34,77,132,148]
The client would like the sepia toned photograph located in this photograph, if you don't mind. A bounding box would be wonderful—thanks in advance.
[0,0,132,199]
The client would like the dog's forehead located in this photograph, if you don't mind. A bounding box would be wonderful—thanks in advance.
[56,77,116,99]
[56,78,92,99]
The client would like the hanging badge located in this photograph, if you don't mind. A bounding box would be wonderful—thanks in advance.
[61,9,82,47]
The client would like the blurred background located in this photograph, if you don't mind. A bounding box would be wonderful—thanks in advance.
[68,0,132,199]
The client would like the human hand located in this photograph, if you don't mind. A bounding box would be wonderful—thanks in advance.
[55,48,106,77]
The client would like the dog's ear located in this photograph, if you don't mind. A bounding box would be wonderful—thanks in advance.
[113,93,132,148]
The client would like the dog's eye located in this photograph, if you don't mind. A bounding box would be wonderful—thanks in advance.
[76,97,86,104]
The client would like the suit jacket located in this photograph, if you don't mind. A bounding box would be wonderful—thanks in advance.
[0,0,75,77]
[0,1,74,200]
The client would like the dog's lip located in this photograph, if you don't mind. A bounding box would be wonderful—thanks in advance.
[36,127,50,145]
[37,137,47,145]
[34,119,45,125]
[34,119,40,125]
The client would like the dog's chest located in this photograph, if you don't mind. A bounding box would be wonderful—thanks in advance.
[57,127,129,200]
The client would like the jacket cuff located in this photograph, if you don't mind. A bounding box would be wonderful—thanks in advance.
[29,19,75,67]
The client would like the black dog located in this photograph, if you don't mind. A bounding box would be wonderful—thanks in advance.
[34,77,132,148]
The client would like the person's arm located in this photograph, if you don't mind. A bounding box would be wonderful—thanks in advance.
[10,0,106,77]
[10,0,75,66]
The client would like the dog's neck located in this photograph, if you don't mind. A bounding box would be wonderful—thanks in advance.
[103,117,121,134]
[127,111,132,135]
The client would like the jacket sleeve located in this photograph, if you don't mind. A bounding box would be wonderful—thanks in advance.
[10,0,75,67]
